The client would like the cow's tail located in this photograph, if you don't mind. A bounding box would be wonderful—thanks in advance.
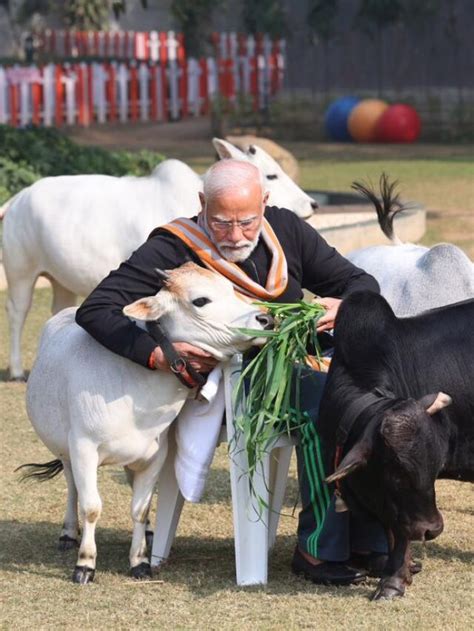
[351,173,407,245]
[15,459,64,482]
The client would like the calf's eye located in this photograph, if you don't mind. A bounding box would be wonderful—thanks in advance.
[192,297,211,308]
[266,174,278,180]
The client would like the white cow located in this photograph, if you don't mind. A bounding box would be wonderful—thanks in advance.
[2,137,315,380]
[348,178,474,316]
[21,263,271,583]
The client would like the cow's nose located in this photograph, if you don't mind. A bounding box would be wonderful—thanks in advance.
[425,518,444,541]
[310,200,319,211]
[256,313,274,330]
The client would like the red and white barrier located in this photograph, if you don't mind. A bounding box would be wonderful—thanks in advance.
[1,32,286,128]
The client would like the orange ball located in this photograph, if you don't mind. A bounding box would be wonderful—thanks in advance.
[348,99,388,142]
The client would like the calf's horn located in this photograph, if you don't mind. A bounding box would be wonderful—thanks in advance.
[155,268,171,281]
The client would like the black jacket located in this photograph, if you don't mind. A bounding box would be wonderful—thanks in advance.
[76,206,379,368]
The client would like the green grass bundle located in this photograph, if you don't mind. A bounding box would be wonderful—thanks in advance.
[233,300,327,501]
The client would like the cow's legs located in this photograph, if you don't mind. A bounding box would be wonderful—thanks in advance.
[69,442,101,584]
[371,533,411,600]
[5,275,36,380]
[128,440,168,579]
[124,466,154,550]
[59,460,80,551]
[50,279,77,315]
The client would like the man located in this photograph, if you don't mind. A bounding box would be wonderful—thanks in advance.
[76,159,387,584]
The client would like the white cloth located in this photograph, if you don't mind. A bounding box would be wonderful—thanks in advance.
[174,366,225,502]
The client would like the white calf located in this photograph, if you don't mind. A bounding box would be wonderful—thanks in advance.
[22,263,271,583]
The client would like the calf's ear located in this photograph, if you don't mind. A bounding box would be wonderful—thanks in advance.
[123,292,171,321]
[325,441,372,483]
[212,137,247,160]
[419,392,452,416]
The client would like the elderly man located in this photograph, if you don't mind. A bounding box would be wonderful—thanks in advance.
[76,159,387,585]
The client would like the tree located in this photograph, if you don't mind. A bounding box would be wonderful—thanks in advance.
[354,0,404,95]
[241,0,288,38]
[171,0,224,58]
[307,0,338,92]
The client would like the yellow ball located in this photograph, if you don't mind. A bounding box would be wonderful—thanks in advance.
[348,99,388,142]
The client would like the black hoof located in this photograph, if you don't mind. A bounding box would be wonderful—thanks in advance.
[130,562,152,580]
[72,565,95,584]
[59,535,79,551]
[371,578,406,601]
[145,530,154,551]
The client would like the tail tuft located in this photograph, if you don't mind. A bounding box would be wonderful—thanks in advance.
[15,459,64,482]
[351,173,406,244]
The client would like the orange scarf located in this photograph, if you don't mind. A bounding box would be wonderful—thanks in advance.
[160,216,288,300]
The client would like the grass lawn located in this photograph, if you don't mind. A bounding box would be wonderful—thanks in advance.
[1,132,473,629]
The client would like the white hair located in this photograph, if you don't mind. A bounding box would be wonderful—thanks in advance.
[203,159,266,200]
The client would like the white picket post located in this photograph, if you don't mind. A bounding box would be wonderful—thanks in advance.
[98,31,105,57]
[64,66,76,125]
[207,57,218,100]
[138,62,149,121]
[187,57,199,116]
[155,64,163,121]
[43,63,55,126]
[0,67,7,124]
[149,31,159,62]
[93,62,107,124]
[117,62,129,122]
[167,31,179,120]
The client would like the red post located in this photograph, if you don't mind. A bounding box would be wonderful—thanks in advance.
[55,64,63,126]
[76,64,86,126]
[31,67,42,125]
[9,82,19,127]
[87,63,94,123]
[93,31,100,57]
[129,63,138,121]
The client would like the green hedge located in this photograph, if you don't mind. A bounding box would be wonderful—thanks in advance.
[0,126,165,205]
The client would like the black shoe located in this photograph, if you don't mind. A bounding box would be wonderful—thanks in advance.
[291,547,367,586]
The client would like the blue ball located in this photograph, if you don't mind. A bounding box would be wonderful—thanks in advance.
[324,97,361,141]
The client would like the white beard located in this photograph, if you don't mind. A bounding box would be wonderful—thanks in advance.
[216,236,260,263]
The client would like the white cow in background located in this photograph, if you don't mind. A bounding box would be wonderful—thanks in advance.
[2,137,317,380]
[348,176,474,316]
[20,263,272,583]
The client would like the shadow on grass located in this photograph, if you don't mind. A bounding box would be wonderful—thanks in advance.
[0,519,375,598]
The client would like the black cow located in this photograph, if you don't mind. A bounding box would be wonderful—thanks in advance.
[320,291,474,600]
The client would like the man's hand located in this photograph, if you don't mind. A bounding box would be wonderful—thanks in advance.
[314,297,342,332]
[152,342,219,373]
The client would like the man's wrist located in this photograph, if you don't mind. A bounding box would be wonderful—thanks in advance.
[148,346,165,370]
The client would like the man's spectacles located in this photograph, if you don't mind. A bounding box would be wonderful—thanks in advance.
[209,216,259,233]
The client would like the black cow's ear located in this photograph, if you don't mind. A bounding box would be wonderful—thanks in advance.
[326,441,371,483]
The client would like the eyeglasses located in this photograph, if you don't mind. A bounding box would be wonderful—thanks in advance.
[209,216,259,233]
